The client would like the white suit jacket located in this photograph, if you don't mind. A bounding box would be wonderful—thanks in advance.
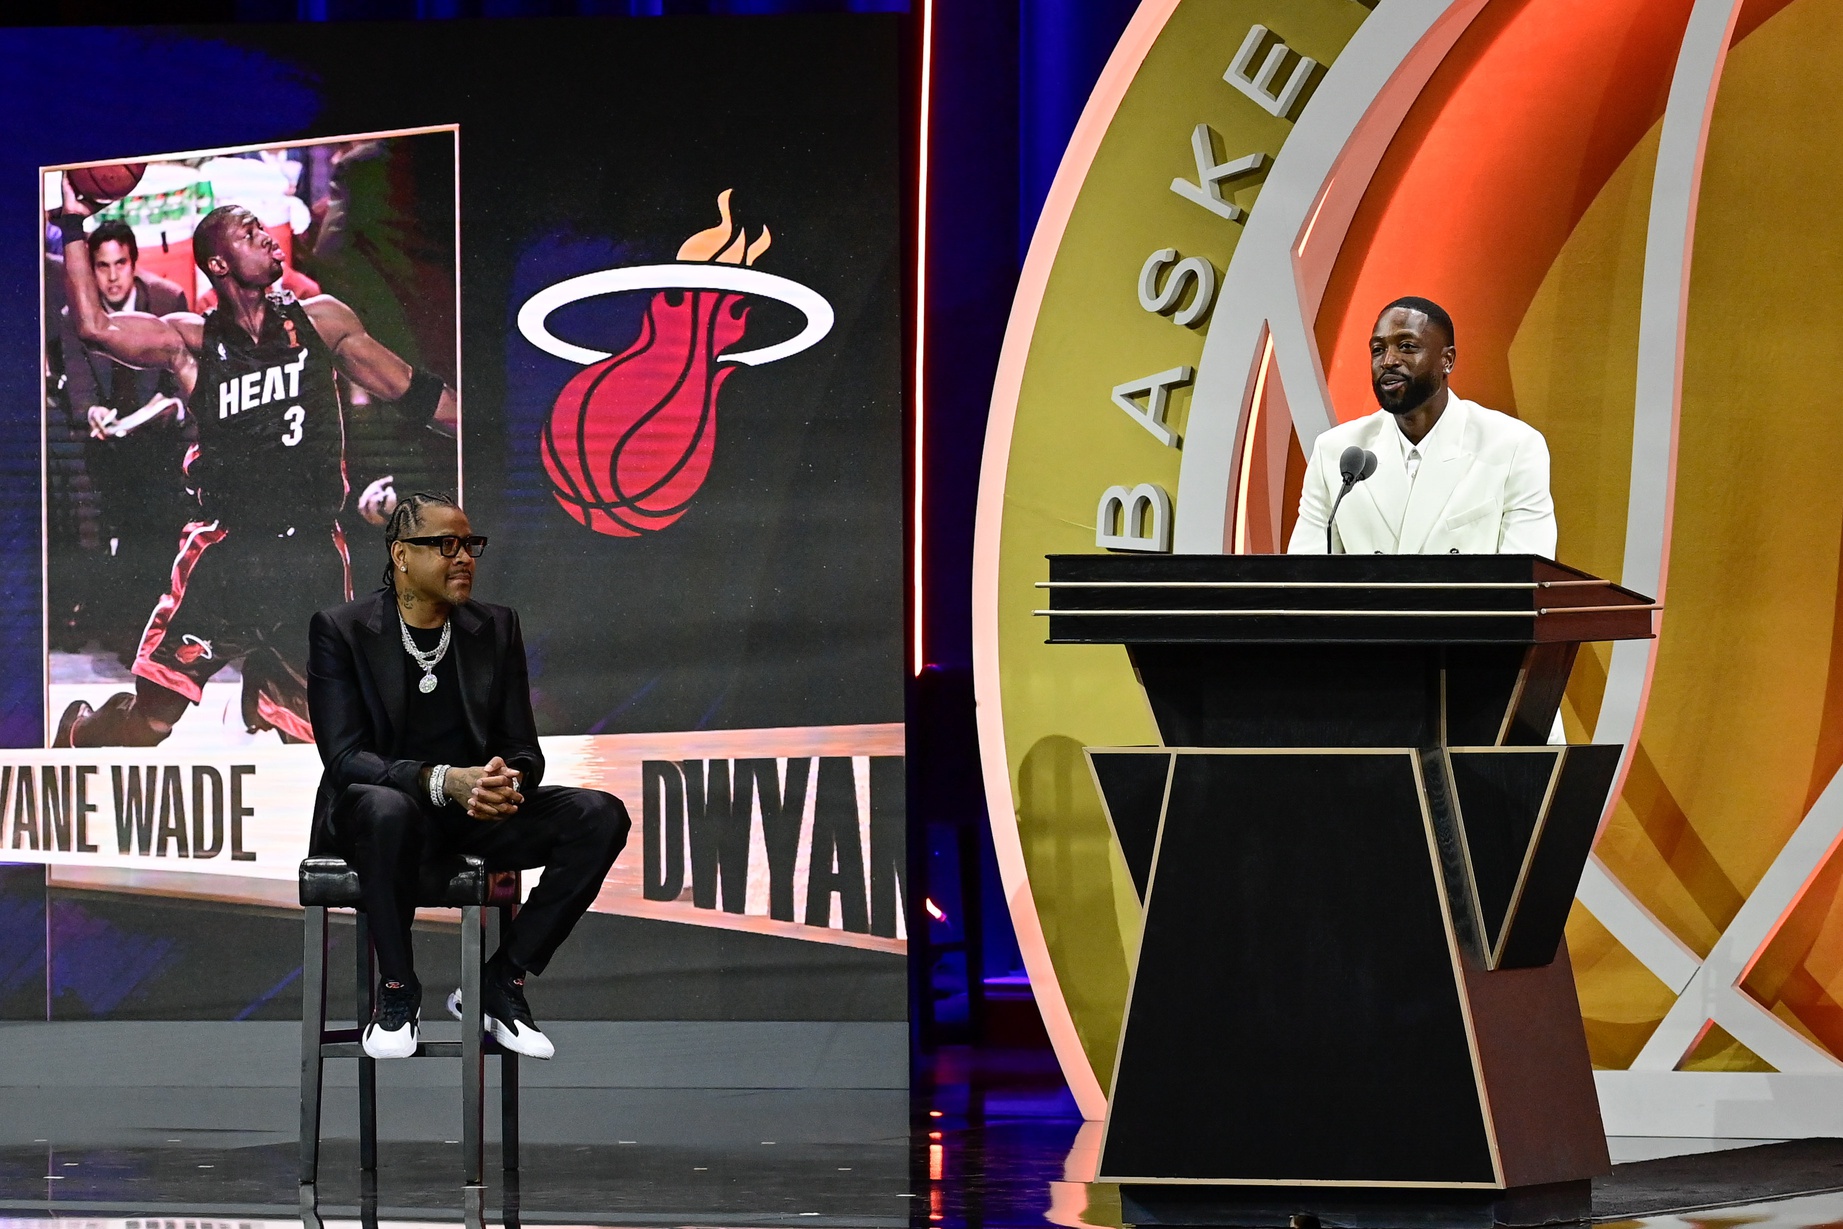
[1286,397,1557,556]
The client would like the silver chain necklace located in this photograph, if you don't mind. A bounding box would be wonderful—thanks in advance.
[399,614,452,694]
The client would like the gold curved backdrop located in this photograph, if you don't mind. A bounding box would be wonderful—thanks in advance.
[975,0,1843,1133]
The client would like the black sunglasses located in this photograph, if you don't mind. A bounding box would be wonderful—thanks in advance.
[399,534,489,558]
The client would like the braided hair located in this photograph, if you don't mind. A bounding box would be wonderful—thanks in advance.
[381,491,461,590]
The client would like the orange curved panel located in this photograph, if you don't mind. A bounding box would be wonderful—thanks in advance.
[1314,0,1698,423]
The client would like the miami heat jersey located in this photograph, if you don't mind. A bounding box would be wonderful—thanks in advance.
[188,293,345,527]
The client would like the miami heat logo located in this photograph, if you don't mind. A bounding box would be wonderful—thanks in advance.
[517,191,833,537]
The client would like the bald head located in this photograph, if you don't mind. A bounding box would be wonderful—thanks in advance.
[192,205,244,273]
[191,205,283,289]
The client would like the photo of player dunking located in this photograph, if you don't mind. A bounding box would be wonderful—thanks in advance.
[50,170,457,748]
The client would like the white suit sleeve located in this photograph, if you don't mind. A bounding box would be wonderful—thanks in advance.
[1496,429,1557,557]
[1287,440,1337,554]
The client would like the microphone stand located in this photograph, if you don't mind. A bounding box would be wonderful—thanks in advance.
[1326,479,1357,554]
[1324,447,1376,553]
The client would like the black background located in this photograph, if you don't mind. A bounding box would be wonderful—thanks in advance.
[281,16,908,735]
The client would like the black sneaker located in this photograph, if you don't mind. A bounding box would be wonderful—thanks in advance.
[446,961,554,1059]
[362,978,421,1059]
[52,700,92,748]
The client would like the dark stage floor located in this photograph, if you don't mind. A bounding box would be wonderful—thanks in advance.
[3,1037,1843,1227]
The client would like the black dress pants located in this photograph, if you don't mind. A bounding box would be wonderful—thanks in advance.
[332,782,631,984]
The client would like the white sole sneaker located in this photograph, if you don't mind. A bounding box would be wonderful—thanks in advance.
[487,1014,555,1060]
[361,1015,419,1059]
[445,989,555,1059]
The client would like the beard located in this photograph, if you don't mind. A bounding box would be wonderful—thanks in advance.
[1373,367,1443,413]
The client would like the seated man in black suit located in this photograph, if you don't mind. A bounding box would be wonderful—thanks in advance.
[306,492,630,1060]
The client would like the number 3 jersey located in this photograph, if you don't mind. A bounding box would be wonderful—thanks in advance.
[186,292,346,529]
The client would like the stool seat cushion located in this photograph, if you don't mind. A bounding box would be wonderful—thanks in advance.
[299,855,519,908]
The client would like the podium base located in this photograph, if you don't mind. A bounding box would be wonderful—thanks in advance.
[1119,1179,1592,1229]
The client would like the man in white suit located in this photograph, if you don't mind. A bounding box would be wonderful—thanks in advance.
[1287,297,1556,557]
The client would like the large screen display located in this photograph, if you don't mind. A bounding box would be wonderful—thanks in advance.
[0,15,905,1023]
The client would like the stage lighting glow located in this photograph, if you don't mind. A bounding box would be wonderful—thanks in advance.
[1232,330,1275,554]
[913,0,935,675]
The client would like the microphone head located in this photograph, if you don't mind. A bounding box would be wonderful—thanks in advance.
[1358,449,1378,481]
[1338,445,1366,484]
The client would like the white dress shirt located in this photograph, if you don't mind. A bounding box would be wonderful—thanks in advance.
[1390,401,1460,483]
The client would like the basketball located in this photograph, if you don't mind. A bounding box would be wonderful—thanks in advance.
[65,163,146,204]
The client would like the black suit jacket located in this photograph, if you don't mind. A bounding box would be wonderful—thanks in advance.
[306,588,546,854]
[60,272,190,423]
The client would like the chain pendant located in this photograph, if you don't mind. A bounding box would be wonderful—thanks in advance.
[400,615,451,693]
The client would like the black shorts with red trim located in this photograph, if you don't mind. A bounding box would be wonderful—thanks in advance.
[134,518,353,705]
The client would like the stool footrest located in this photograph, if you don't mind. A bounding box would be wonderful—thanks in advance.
[321,1038,515,1059]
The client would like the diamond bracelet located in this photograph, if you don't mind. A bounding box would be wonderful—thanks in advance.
[429,763,451,808]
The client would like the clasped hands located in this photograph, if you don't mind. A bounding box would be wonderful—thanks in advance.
[445,756,524,820]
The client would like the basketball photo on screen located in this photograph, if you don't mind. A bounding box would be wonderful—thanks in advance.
[42,128,461,751]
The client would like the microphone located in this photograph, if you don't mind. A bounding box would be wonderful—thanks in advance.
[1325,445,1378,553]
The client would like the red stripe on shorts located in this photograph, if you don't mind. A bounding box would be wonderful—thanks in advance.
[131,520,229,703]
[257,691,315,743]
[332,520,352,602]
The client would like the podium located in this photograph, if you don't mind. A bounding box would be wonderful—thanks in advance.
[1039,554,1656,1228]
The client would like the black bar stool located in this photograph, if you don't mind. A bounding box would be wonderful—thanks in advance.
[299,853,522,1212]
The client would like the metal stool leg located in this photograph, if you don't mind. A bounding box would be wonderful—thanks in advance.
[487,902,520,1174]
[502,1051,520,1174]
[299,904,329,1186]
[461,903,484,1191]
[502,1165,522,1229]
[354,910,378,1172]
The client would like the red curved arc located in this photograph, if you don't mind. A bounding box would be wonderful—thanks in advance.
[604,292,746,516]
[599,291,711,515]
[543,305,660,527]
[1313,0,1707,425]
[580,291,702,519]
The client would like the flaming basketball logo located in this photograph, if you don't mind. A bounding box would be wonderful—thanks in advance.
[518,191,834,537]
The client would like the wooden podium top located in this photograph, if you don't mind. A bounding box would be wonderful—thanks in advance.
[1038,554,1656,645]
